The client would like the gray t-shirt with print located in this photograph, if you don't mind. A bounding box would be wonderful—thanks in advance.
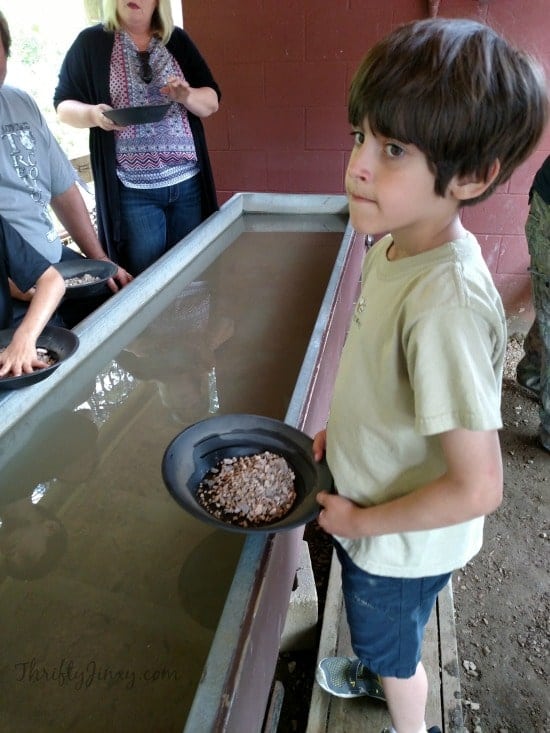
[0,85,76,262]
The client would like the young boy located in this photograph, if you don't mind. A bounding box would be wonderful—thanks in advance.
[516,155,550,452]
[312,18,548,733]
[0,213,65,378]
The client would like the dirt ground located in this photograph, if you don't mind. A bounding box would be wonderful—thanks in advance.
[454,336,549,733]
[275,335,549,733]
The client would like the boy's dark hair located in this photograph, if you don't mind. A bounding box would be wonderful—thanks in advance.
[0,11,11,56]
[349,18,548,205]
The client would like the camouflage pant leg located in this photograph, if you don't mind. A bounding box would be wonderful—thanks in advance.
[517,319,542,391]
[519,191,550,447]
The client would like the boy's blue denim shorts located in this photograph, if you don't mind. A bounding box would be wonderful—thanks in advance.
[334,541,451,679]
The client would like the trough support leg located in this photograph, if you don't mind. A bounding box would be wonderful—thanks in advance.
[280,540,319,652]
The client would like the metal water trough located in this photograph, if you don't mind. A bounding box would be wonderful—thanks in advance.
[0,193,364,732]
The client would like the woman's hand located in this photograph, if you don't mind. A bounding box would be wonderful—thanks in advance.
[160,77,192,104]
[160,78,219,117]
[95,104,126,131]
[57,100,125,131]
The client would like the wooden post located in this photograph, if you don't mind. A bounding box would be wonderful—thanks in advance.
[428,0,441,16]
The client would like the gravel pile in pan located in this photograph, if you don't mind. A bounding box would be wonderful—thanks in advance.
[197,451,297,527]
[64,273,102,287]
[36,347,57,366]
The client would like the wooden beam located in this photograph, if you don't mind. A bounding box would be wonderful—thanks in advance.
[306,550,459,732]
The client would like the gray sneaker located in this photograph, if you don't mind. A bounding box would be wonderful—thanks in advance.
[316,656,385,700]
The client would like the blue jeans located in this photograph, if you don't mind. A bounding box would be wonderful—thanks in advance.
[118,175,203,276]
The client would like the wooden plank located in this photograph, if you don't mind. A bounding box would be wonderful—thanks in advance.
[437,583,464,732]
[71,154,93,184]
[307,552,390,732]
[307,549,452,733]
[424,602,443,729]
[306,551,343,733]
[334,618,389,730]
[263,680,285,733]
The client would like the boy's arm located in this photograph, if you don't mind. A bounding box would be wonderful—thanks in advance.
[0,267,65,378]
[316,427,503,539]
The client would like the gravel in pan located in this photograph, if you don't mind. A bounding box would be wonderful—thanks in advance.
[196,451,297,527]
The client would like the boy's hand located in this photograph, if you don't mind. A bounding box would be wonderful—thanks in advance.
[312,429,327,462]
[0,340,45,378]
[316,490,365,538]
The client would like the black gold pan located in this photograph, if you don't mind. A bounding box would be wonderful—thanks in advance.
[162,414,334,534]
[0,326,79,390]
[103,104,171,126]
[53,259,118,299]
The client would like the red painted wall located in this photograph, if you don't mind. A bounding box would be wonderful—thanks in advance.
[183,0,549,320]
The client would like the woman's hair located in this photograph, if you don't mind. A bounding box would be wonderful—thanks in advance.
[0,10,11,56]
[102,0,174,44]
[349,18,549,205]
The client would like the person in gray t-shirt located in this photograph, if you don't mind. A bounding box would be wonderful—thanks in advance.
[0,11,132,327]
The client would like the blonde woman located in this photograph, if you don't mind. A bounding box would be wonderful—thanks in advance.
[55,0,221,276]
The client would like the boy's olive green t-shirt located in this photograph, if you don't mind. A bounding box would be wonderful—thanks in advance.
[326,232,506,578]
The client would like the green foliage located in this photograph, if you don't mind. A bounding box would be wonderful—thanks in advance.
[83,0,103,22]
[16,31,41,66]
[8,23,89,159]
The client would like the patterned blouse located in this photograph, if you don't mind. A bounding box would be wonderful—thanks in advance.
[110,32,199,189]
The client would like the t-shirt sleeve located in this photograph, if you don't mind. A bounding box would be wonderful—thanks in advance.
[1,216,51,293]
[406,307,504,435]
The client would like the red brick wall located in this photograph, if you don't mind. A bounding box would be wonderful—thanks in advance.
[183,0,549,319]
